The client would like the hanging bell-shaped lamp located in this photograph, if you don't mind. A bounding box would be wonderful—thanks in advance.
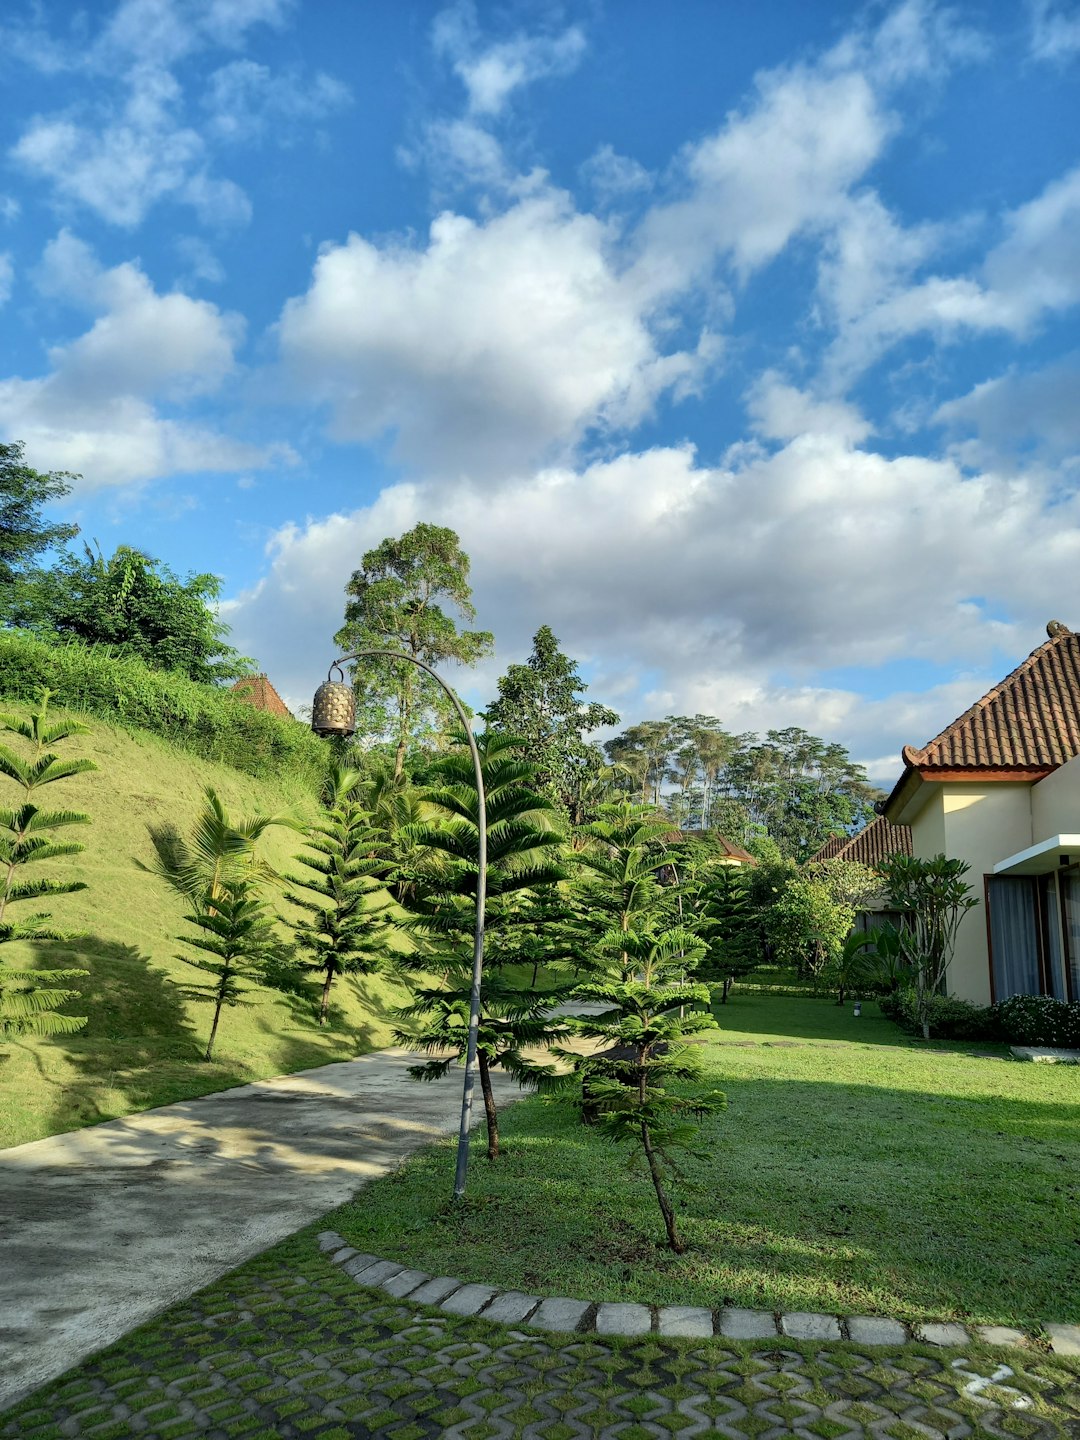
[311,665,357,737]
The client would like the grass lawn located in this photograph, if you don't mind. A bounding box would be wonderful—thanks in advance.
[0,709,411,1149]
[334,994,1080,1331]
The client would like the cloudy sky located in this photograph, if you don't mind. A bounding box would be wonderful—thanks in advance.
[2,0,1079,783]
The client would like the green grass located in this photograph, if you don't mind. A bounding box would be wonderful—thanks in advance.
[332,995,1080,1330]
[0,707,411,1149]
[4,1229,1077,1439]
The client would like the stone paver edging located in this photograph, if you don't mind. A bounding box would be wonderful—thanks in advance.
[318,1230,1080,1357]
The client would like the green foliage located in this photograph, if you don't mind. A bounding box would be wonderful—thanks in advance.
[0,441,80,593]
[284,764,392,1025]
[0,691,95,1035]
[334,523,494,777]
[571,801,678,957]
[991,993,1080,1047]
[176,882,274,1062]
[566,926,726,1252]
[878,853,979,1039]
[0,629,328,789]
[879,986,997,1040]
[396,731,568,1158]
[769,871,854,985]
[697,864,760,1001]
[9,542,253,684]
[484,624,619,821]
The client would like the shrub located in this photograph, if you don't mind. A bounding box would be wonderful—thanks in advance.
[880,986,997,1040]
[0,630,329,791]
[990,994,1080,1048]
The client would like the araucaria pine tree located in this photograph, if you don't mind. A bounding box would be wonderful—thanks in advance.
[0,692,96,1037]
[176,884,272,1062]
[284,764,391,1025]
[569,926,727,1252]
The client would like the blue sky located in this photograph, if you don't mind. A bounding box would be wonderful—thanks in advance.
[2,0,1080,783]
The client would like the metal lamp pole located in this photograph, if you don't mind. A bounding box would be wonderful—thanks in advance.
[312,650,486,1201]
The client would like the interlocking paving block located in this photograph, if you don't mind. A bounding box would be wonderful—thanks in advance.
[976,1325,1029,1348]
[381,1268,430,1299]
[482,1291,541,1324]
[527,1297,591,1333]
[345,1258,403,1288]
[408,1275,462,1307]
[719,1306,778,1340]
[317,1231,344,1252]
[1045,1323,1080,1356]
[341,1254,381,1281]
[657,1305,714,1338]
[915,1322,971,1347]
[846,1316,908,1346]
[782,1311,843,1342]
[595,1302,652,1337]
[440,1283,498,1317]
[330,1247,357,1265]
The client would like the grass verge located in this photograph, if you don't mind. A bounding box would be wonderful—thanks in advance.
[332,995,1080,1330]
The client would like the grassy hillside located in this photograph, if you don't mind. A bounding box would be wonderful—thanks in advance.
[0,704,413,1149]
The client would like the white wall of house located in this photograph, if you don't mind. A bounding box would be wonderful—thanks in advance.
[1032,754,1080,840]
[909,782,1034,1004]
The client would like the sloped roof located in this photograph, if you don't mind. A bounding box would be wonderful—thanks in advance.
[810,816,912,867]
[671,830,757,864]
[230,674,292,719]
[902,627,1080,773]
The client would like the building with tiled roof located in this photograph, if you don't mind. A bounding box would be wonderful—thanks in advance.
[810,816,912,868]
[229,674,293,719]
[884,623,1080,1006]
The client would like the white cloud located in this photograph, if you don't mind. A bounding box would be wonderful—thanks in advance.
[224,433,1080,777]
[0,232,270,490]
[580,145,653,206]
[276,189,711,479]
[432,2,586,116]
[1029,0,1080,60]
[935,355,1080,470]
[203,59,350,144]
[0,255,12,307]
[746,373,871,445]
[0,196,20,223]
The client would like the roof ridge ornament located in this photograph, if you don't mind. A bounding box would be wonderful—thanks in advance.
[1047,620,1071,638]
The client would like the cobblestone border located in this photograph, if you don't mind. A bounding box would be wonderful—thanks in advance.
[317,1232,1080,1357]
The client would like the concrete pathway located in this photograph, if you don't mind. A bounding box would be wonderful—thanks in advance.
[0,1048,523,1412]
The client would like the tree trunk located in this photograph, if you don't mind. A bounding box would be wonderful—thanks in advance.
[206,997,223,1062]
[837,980,846,1006]
[721,976,731,1004]
[531,960,539,987]
[319,967,334,1026]
[641,1119,684,1252]
[478,1049,500,1160]
[922,1019,930,1041]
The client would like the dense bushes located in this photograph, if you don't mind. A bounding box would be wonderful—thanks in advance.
[0,630,329,791]
[880,985,1080,1046]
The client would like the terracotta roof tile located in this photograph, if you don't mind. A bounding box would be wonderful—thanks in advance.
[230,674,293,719]
[904,629,1080,772]
[810,816,912,867]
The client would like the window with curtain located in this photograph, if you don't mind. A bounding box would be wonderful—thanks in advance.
[1061,870,1080,1003]
[987,875,1041,1000]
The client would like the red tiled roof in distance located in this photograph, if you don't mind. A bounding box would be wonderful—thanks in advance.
[903,627,1080,772]
[809,816,912,867]
[230,674,293,719]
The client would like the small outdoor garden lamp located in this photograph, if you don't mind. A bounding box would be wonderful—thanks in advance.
[311,651,487,1202]
[853,1000,862,1018]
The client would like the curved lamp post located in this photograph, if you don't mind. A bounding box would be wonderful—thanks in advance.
[311,651,486,1201]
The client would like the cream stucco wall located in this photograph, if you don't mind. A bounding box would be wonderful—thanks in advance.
[1032,754,1080,841]
[909,783,1034,1004]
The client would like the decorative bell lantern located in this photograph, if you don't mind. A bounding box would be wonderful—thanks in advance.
[311,665,357,737]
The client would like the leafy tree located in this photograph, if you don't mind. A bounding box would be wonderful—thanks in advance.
[0,442,79,596]
[334,524,494,779]
[604,719,678,807]
[877,854,979,1039]
[484,625,618,821]
[698,866,760,1002]
[0,693,95,1037]
[572,801,678,954]
[397,731,567,1159]
[770,871,854,986]
[9,544,252,683]
[176,881,273,1061]
[284,764,391,1025]
[567,926,726,1252]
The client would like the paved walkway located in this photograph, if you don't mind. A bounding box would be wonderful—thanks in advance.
[0,1049,523,1412]
[3,1235,1077,1439]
